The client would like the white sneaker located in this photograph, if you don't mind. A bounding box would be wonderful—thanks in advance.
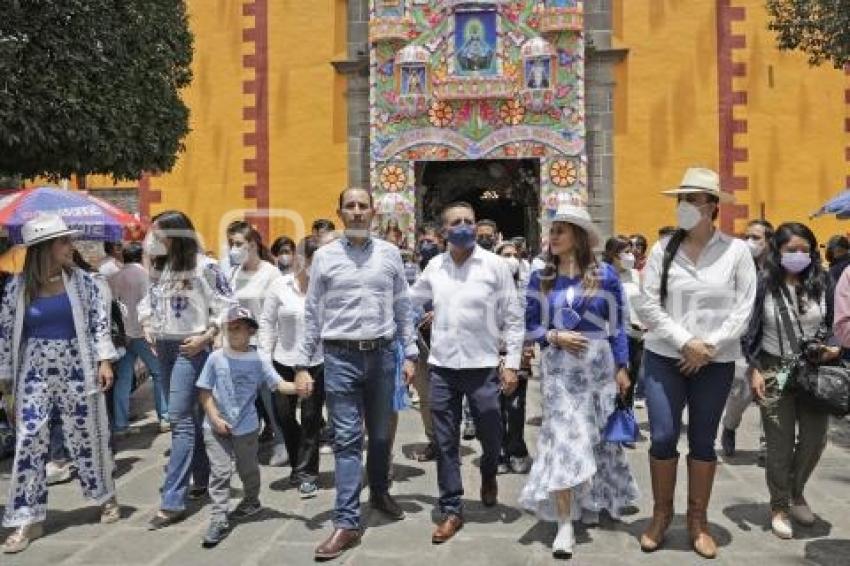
[790,502,815,526]
[771,511,793,539]
[580,509,599,526]
[552,520,574,559]
[46,460,73,485]
[268,444,290,467]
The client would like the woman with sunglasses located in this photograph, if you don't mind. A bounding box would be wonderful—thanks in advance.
[635,168,757,559]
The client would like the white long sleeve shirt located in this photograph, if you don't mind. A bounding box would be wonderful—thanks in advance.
[410,245,525,370]
[138,254,237,340]
[634,230,757,362]
[259,274,323,367]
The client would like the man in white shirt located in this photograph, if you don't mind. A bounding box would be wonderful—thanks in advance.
[99,241,123,278]
[410,201,524,544]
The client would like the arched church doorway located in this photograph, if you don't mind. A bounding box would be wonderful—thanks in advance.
[416,159,541,252]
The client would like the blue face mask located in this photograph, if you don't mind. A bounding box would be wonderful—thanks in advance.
[447,223,476,250]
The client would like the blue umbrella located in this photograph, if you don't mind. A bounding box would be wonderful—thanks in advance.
[812,189,850,219]
[0,186,135,243]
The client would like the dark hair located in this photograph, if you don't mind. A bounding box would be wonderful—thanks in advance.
[476,219,498,233]
[441,201,476,225]
[629,234,648,252]
[72,249,94,272]
[297,235,320,262]
[270,235,296,256]
[826,234,849,254]
[658,226,678,239]
[151,210,200,273]
[122,241,143,264]
[764,222,827,312]
[104,241,122,255]
[311,218,336,233]
[540,222,598,295]
[417,221,442,239]
[226,220,273,262]
[747,219,775,239]
[337,188,373,210]
[659,229,687,305]
[603,236,631,265]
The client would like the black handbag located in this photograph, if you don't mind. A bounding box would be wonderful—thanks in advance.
[773,286,850,416]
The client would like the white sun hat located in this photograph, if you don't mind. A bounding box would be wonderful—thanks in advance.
[662,167,735,203]
[21,213,82,247]
[551,204,600,247]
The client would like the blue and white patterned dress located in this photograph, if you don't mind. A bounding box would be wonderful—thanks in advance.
[0,269,117,527]
[520,264,639,521]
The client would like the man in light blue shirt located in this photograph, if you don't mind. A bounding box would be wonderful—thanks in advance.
[295,187,416,561]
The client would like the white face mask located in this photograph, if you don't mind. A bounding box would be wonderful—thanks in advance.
[746,238,766,258]
[503,256,520,276]
[144,234,167,257]
[619,252,636,270]
[229,245,248,267]
[676,201,704,231]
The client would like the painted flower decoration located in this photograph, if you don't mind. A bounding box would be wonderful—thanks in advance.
[428,100,454,128]
[380,165,407,192]
[500,99,526,126]
[550,159,578,188]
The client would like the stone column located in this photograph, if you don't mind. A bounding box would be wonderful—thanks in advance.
[583,0,624,242]
[346,0,370,189]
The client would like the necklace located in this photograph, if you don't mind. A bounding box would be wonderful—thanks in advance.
[47,273,62,283]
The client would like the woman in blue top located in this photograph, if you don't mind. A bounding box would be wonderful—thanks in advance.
[0,214,119,554]
[519,204,638,560]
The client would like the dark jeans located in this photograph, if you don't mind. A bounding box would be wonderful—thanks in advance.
[272,362,325,483]
[157,339,210,512]
[323,342,396,530]
[643,351,734,462]
[499,376,529,460]
[627,335,645,404]
[430,365,502,517]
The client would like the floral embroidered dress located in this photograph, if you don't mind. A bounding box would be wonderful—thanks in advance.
[0,269,118,527]
[520,264,639,520]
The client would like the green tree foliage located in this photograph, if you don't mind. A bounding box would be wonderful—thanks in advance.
[767,0,850,68]
[0,0,194,181]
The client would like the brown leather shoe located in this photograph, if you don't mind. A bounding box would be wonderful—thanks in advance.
[314,528,361,561]
[432,514,463,544]
[481,476,498,507]
[369,492,405,520]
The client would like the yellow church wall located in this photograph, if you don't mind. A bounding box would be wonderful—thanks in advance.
[266,0,348,244]
[612,0,721,242]
[614,0,850,246]
[738,0,849,244]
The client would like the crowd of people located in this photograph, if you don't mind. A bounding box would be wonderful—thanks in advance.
[0,165,847,561]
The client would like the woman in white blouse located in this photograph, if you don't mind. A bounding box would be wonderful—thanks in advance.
[225,220,286,465]
[259,235,324,498]
[742,222,837,539]
[635,168,757,559]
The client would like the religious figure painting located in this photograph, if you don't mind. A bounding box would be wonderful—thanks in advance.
[401,65,427,95]
[525,57,551,89]
[454,10,497,75]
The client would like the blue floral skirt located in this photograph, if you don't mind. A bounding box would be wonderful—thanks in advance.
[520,340,639,521]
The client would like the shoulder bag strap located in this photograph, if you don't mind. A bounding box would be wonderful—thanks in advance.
[772,287,801,354]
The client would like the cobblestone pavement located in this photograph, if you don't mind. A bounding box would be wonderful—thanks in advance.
[1,375,849,565]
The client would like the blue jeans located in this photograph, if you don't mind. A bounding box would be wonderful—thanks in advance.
[430,366,502,516]
[113,338,167,430]
[157,339,210,512]
[323,342,396,530]
[643,351,735,462]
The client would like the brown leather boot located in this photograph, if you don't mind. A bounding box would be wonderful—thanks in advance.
[687,457,718,559]
[640,455,678,552]
[314,528,361,561]
[432,514,464,544]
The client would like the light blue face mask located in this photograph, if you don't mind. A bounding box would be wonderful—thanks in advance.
[780,251,811,274]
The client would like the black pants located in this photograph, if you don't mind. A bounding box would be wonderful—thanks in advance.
[499,377,529,460]
[272,362,325,483]
[625,335,645,405]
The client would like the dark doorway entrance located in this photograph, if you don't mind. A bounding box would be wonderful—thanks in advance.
[416,159,540,249]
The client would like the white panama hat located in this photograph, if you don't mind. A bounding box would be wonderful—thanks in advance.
[21,213,82,247]
[550,204,600,247]
[662,167,735,204]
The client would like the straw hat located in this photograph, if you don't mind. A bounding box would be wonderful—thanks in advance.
[551,204,600,247]
[21,213,81,247]
[661,167,734,203]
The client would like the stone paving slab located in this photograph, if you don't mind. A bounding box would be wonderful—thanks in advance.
[1,376,849,565]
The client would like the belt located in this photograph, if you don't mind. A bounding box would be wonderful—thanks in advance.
[323,338,393,352]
